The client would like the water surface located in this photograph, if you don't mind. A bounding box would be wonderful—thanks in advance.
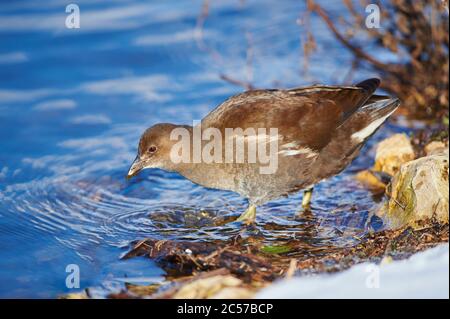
[0,0,409,297]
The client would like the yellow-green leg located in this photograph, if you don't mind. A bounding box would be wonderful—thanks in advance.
[236,204,257,223]
[302,187,314,210]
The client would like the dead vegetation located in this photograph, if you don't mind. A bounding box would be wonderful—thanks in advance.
[122,236,276,282]
[304,0,449,121]
[101,218,448,299]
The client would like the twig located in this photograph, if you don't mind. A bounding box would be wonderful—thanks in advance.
[307,0,400,74]
[285,259,298,279]
[219,74,255,90]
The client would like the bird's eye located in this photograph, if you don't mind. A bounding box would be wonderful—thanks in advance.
[148,146,157,153]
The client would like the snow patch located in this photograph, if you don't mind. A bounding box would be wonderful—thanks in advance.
[256,244,449,299]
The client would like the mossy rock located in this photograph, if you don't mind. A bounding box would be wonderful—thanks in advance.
[379,150,449,229]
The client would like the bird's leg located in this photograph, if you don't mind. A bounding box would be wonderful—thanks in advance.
[301,187,314,210]
[236,204,257,223]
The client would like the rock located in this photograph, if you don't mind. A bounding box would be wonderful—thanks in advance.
[374,133,415,176]
[424,141,448,156]
[58,292,88,299]
[356,134,415,191]
[378,150,449,229]
[172,275,245,299]
[210,287,255,299]
[355,170,388,193]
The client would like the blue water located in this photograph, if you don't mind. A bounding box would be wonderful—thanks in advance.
[0,0,408,298]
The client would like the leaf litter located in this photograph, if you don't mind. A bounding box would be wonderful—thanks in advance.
[101,217,448,299]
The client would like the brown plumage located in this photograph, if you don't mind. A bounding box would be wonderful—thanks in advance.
[127,78,399,222]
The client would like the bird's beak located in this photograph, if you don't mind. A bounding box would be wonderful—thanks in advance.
[127,156,144,180]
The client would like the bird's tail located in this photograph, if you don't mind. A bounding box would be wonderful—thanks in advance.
[352,97,400,141]
[313,97,400,180]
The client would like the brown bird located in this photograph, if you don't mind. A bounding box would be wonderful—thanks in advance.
[127,79,399,223]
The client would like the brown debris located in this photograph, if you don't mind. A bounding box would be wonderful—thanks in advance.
[411,127,449,158]
[292,219,448,274]
[122,237,277,282]
[108,218,448,299]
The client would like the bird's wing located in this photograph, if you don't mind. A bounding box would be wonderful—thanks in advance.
[201,90,345,151]
[201,79,381,152]
[286,78,380,122]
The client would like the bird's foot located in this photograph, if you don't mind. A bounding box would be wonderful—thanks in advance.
[236,205,256,224]
[301,187,314,211]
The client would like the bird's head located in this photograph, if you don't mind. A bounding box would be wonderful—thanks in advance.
[127,123,181,179]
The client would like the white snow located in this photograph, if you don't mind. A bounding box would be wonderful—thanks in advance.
[256,244,449,299]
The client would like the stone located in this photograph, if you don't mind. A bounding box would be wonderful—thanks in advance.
[374,133,415,176]
[355,170,388,192]
[210,287,255,299]
[58,292,88,299]
[424,141,448,156]
[378,150,449,229]
[172,275,243,299]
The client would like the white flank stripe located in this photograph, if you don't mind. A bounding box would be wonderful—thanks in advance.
[238,134,282,143]
[279,147,317,158]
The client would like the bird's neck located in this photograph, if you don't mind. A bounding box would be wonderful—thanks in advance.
[162,124,226,187]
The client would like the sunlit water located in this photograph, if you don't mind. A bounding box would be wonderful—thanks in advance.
[0,0,410,297]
